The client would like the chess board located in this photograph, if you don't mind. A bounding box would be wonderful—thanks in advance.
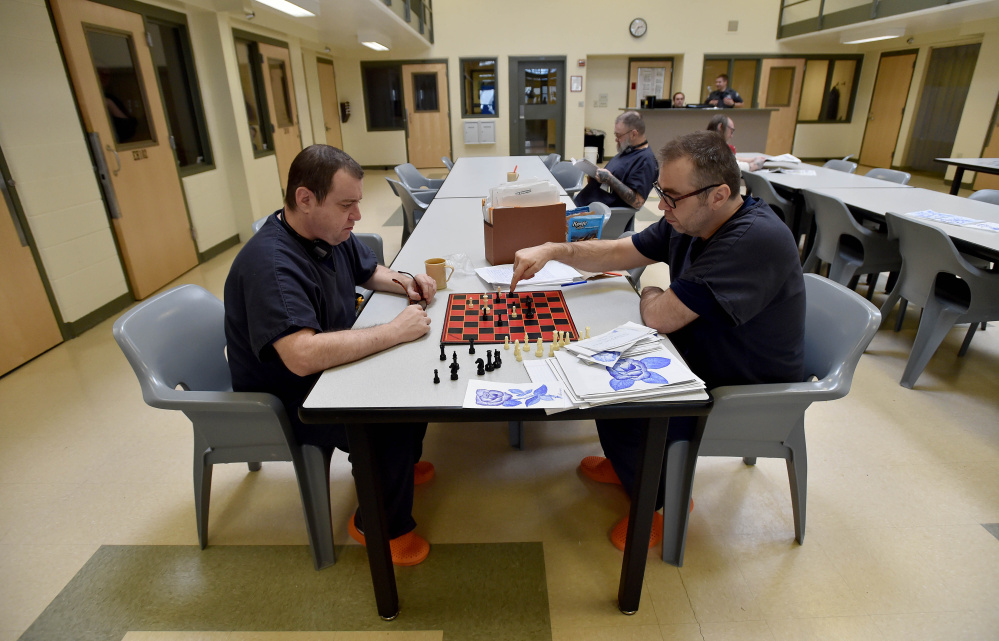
[441,291,579,345]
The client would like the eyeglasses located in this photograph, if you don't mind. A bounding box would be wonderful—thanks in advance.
[653,181,722,209]
[613,129,635,140]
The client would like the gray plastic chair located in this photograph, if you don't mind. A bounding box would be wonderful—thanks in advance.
[441,155,454,170]
[550,161,585,198]
[394,163,444,192]
[252,214,270,234]
[662,274,881,565]
[113,285,337,569]
[541,153,561,169]
[617,230,646,292]
[823,158,857,173]
[879,213,999,388]
[386,177,432,246]
[609,206,639,234]
[353,233,385,314]
[968,189,999,205]
[865,168,911,185]
[801,189,901,298]
[743,171,795,229]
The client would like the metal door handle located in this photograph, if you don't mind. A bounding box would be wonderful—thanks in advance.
[520,105,525,120]
[1,177,27,246]
[88,132,123,219]
[106,144,121,176]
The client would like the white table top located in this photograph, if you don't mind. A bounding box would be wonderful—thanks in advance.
[434,155,566,199]
[303,196,662,412]
[749,165,914,191]
[809,186,999,255]
[935,157,999,172]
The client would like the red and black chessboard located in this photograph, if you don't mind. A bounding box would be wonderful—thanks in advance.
[441,291,579,345]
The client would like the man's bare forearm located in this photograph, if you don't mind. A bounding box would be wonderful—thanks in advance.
[275,324,404,376]
[639,287,699,334]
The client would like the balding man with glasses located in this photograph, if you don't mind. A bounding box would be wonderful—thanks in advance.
[574,110,658,212]
[510,131,804,550]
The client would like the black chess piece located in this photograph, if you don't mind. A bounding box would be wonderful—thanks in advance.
[452,351,459,370]
[450,362,459,380]
[493,348,502,369]
[468,338,475,354]
[439,343,447,361]
[476,358,485,375]
[495,311,503,327]
[433,369,440,384]
[485,351,494,372]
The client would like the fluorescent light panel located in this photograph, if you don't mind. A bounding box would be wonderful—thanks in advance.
[255,0,314,18]
[841,27,905,44]
[361,40,389,51]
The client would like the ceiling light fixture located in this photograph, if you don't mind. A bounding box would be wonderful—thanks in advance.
[841,27,905,44]
[254,0,315,18]
[358,31,391,51]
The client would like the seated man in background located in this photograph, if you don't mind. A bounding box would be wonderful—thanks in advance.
[509,131,805,550]
[224,145,437,566]
[706,74,744,108]
[707,114,765,171]
[574,110,658,213]
[671,92,686,108]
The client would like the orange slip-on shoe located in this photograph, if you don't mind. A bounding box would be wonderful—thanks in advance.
[580,456,621,485]
[610,512,664,551]
[414,460,435,486]
[348,514,430,566]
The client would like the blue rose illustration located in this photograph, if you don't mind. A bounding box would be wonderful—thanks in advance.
[476,389,515,406]
[476,385,561,407]
[606,357,671,391]
[591,351,620,363]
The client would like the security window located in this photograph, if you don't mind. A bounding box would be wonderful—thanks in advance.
[234,38,273,155]
[461,58,497,117]
[362,63,404,130]
[797,57,860,123]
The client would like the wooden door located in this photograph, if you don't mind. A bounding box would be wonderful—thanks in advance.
[50,0,198,300]
[1,179,62,375]
[316,59,343,149]
[756,58,805,156]
[402,63,450,168]
[859,52,917,168]
[974,100,999,189]
[628,59,672,108]
[259,43,302,191]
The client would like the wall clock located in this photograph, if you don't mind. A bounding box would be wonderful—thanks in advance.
[630,18,647,38]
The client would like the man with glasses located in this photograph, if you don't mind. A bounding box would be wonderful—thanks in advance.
[509,131,804,550]
[707,114,766,170]
[573,110,657,212]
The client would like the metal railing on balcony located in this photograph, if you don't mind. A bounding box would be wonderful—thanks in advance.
[778,0,971,39]
[383,0,434,44]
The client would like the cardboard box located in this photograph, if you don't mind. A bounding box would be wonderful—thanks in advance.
[483,202,567,265]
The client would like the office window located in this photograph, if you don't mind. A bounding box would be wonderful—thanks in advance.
[146,19,212,171]
[461,58,497,117]
[765,67,796,107]
[701,58,759,106]
[234,38,273,155]
[361,63,404,130]
[797,57,860,122]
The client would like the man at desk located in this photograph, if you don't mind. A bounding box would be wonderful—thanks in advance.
[671,92,686,108]
[224,145,437,566]
[706,74,744,108]
[509,131,804,549]
[573,110,658,212]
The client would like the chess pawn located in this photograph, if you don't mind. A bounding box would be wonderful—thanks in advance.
[553,332,560,351]
[513,339,521,356]
[548,342,555,357]
[564,334,571,347]
[535,338,544,357]
[585,326,591,339]
[504,336,510,350]
[515,350,523,362]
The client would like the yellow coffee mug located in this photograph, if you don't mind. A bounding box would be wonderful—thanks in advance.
[425,257,454,289]
[507,171,519,181]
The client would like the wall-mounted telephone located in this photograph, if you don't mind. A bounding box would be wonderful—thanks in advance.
[339,101,350,123]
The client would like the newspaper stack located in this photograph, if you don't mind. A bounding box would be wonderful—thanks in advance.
[522,321,708,411]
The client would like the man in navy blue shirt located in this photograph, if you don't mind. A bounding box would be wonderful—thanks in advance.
[574,111,658,213]
[706,74,744,108]
[510,131,804,550]
[225,145,438,565]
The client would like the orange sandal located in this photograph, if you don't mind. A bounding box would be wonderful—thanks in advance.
[348,514,430,566]
[414,460,435,486]
[580,456,622,485]
[610,512,664,551]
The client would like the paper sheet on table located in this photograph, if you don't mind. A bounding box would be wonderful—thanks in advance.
[474,260,583,286]
[906,210,999,233]
[462,379,571,409]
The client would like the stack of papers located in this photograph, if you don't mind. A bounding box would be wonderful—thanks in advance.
[474,261,583,287]
[906,210,999,233]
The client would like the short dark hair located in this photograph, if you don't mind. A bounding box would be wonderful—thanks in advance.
[706,114,729,134]
[616,110,645,135]
[716,74,729,83]
[672,92,684,100]
[284,145,364,211]
[658,131,741,201]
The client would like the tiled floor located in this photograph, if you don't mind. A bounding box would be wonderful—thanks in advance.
[1,166,998,641]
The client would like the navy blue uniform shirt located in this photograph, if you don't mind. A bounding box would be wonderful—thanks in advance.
[632,196,805,389]
[707,88,743,107]
[574,144,658,210]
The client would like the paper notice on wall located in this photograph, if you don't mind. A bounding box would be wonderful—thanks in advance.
[637,67,666,99]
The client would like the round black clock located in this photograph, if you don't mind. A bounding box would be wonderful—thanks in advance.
[630,18,647,38]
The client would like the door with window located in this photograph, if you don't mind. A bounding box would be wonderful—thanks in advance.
[859,52,917,168]
[50,0,198,300]
[259,43,302,191]
[1,167,63,376]
[756,58,805,156]
[510,58,565,156]
[316,59,343,150]
[401,63,450,168]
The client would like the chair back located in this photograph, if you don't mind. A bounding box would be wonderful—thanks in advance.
[865,168,911,185]
[541,153,561,169]
[595,202,634,241]
[550,161,585,194]
[386,177,428,243]
[252,215,269,234]
[395,163,444,191]
[617,230,646,291]
[354,232,385,265]
[801,190,869,264]
[968,189,999,205]
[743,172,793,227]
[441,155,454,170]
[823,159,857,173]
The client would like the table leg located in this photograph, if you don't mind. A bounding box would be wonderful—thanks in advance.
[950,167,965,195]
[345,423,399,620]
[617,416,669,614]
[661,415,706,567]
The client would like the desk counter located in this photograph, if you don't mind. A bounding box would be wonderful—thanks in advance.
[634,107,775,155]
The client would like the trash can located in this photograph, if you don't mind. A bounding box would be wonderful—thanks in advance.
[583,147,598,164]
[583,131,605,163]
